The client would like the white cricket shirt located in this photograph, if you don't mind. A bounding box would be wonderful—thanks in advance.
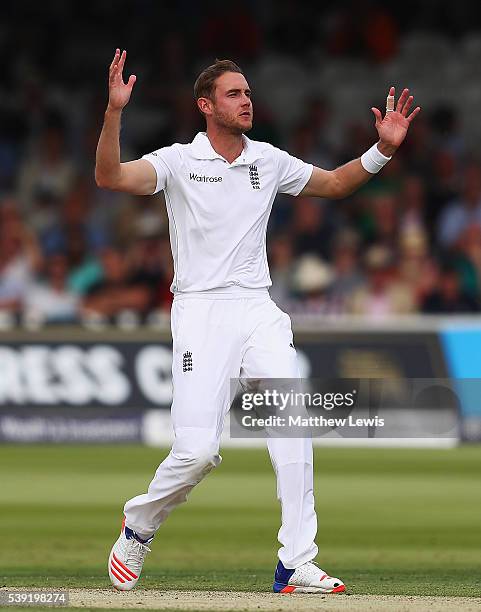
[142,132,313,293]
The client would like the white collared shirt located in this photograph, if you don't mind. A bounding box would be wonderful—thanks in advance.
[142,132,313,293]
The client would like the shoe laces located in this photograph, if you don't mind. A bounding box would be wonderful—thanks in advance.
[126,538,151,574]
[302,560,327,577]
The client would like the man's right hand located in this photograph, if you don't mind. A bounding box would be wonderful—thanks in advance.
[108,49,136,111]
[97,48,156,195]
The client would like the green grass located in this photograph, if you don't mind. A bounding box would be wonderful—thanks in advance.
[0,445,480,597]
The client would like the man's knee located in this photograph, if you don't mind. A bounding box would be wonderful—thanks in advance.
[170,438,221,480]
[183,446,220,466]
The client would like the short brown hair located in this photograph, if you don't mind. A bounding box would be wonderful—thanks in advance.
[193,59,243,101]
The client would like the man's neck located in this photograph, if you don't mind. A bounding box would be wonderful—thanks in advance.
[205,128,244,164]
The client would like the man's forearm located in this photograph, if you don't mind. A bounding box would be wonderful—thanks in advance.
[331,158,373,199]
[95,106,123,188]
[301,142,392,199]
[333,142,393,198]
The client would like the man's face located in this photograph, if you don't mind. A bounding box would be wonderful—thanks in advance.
[199,71,253,134]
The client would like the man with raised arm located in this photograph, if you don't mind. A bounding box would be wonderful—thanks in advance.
[97,49,419,594]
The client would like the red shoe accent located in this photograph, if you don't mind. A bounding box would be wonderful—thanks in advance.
[280,586,296,593]
[113,553,138,579]
[331,585,346,593]
[319,574,328,581]
[110,567,125,583]
[121,516,125,533]
[111,559,132,582]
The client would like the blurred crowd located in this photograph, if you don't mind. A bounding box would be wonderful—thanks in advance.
[2,1,481,326]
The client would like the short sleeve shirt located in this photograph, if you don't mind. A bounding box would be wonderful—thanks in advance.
[142,132,313,293]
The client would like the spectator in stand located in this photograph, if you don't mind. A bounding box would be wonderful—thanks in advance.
[303,97,334,165]
[127,225,173,314]
[430,106,465,160]
[422,264,480,313]
[82,247,152,322]
[114,195,167,251]
[289,110,334,170]
[289,254,335,315]
[355,190,399,247]
[337,121,373,163]
[23,253,79,324]
[0,199,42,314]
[426,149,459,231]
[397,227,438,308]
[247,101,281,148]
[438,164,481,248]
[268,234,296,311]
[0,108,27,192]
[327,228,364,312]
[17,113,75,217]
[399,174,428,237]
[291,197,338,261]
[169,85,206,146]
[450,223,481,300]
[41,179,109,256]
[348,244,415,318]
[404,115,435,178]
[369,192,399,246]
[65,231,103,297]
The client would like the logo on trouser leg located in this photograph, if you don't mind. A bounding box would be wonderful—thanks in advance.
[183,351,193,372]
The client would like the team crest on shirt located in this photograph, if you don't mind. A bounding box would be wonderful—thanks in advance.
[183,351,193,372]
[248,165,260,190]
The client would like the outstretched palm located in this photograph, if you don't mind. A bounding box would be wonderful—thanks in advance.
[108,49,136,111]
[372,87,420,153]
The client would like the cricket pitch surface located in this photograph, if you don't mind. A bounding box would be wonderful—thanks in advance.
[70,589,481,611]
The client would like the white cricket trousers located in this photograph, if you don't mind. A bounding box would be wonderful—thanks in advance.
[124,287,318,569]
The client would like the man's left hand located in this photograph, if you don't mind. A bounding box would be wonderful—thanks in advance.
[372,87,421,157]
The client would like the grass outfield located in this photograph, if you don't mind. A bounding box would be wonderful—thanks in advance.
[1,444,480,597]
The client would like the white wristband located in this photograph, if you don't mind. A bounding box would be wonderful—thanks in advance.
[360,143,392,174]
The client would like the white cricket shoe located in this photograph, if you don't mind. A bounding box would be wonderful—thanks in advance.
[108,518,152,591]
[273,560,345,594]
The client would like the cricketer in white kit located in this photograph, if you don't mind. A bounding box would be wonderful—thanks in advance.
[95,51,420,594]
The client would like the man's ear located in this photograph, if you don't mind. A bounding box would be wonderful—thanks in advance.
[197,97,212,116]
